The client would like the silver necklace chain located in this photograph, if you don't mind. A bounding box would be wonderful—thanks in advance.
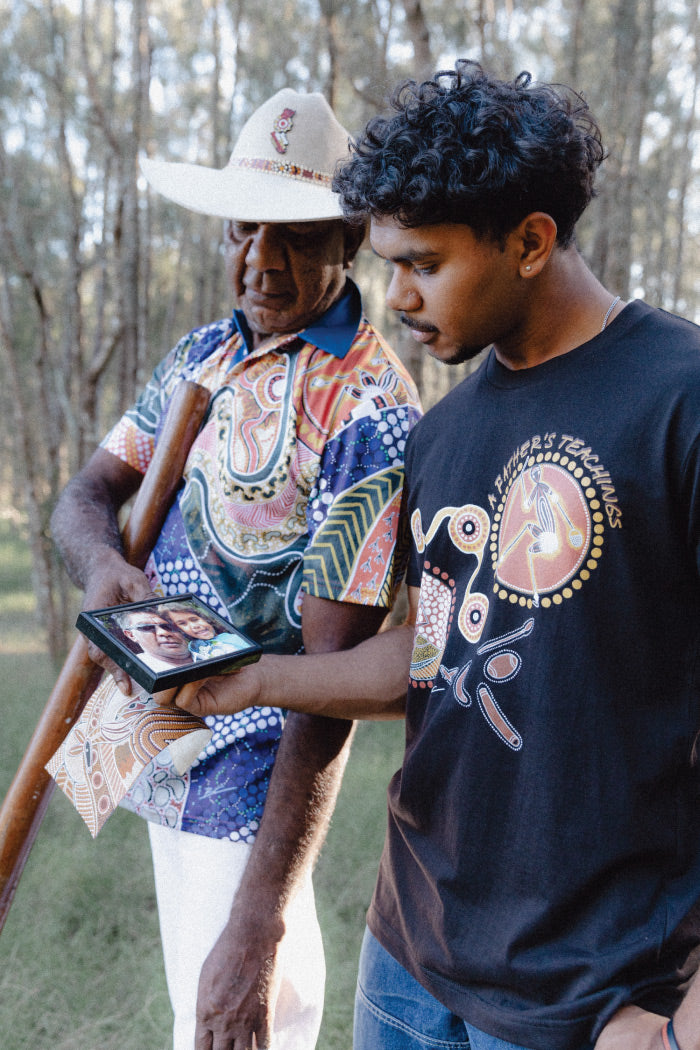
[601,295,622,331]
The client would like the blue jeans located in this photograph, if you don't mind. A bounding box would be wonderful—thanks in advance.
[354,928,554,1050]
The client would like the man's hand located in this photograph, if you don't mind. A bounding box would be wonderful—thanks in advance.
[81,547,154,694]
[594,1005,667,1050]
[194,911,284,1050]
[176,662,266,717]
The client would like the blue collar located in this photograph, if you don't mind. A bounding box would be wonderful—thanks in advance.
[232,279,362,359]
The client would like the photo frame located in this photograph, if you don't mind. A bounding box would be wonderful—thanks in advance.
[76,593,262,695]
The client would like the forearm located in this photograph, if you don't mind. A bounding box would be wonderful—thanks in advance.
[178,588,418,720]
[263,625,411,718]
[51,450,153,691]
[51,473,125,588]
[226,595,403,912]
[50,449,149,605]
[226,712,354,929]
[178,622,413,721]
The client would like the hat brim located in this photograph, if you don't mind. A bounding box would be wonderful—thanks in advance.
[140,157,344,222]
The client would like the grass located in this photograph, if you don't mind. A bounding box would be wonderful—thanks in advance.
[0,518,404,1049]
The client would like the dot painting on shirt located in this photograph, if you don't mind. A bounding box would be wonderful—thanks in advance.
[407,437,617,752]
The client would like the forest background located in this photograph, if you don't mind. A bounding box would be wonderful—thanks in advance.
[0,0,699,1046]
[1,0,699,659]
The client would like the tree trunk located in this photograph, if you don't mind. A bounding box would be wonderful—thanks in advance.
[602,0,655,296]
[400,0,433,82]
[670,6,699,311]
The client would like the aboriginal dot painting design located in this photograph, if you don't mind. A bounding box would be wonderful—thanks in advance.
[46,676,212,837]
[409,441,614,750]
[447,505,491,643]
[493,459,594,608]
[410,502,528,748]
[412,504,491,648]
[410,563,456,686]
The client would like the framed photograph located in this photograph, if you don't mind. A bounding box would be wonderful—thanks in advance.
[76,593,262,695]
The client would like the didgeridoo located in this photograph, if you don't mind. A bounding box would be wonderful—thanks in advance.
[0,380,210,931]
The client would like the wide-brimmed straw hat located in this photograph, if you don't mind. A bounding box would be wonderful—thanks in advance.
[140,88,352,222]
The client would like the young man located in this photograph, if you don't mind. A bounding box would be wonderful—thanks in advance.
[51,87,421,1050]
[177,64,700,1050]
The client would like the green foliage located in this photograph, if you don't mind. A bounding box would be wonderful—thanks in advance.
[0,522,170,1048]
[0,806,171,1050]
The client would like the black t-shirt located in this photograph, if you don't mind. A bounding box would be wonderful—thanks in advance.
[368,301,700,1050]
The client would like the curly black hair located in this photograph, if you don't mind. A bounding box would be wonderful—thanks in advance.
[333,61,606,247]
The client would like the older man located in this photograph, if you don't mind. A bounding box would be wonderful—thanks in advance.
[114,608,192,670]
[51,87,421,1050]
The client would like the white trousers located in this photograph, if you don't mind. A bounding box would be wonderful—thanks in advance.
[148,822,326,1050]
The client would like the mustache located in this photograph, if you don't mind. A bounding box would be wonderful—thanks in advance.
[399,314,438,334]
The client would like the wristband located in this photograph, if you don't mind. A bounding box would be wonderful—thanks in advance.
[663,1018,682,1050]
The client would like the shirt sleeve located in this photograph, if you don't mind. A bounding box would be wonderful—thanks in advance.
[101,359,169,473]
[403,427,423,590]
[101,318,234,473]
[302,352,422,609]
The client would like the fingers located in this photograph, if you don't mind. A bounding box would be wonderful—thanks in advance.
[152,685,179,706]
[196,1024,266,1050]
[177,666,262,717]
[176,675,239,715]
[82,559,153,611]
[194,1021,213,1050]
[175,679,206,714]
[85,641,134,695]
[80,563,155,695]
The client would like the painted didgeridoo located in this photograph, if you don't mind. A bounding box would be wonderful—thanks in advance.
[0,379,210,932]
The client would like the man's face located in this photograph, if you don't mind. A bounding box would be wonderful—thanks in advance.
[370,217,527,367]
[166,609,216,640]
[123,613,191,665]
[223,219,357,347]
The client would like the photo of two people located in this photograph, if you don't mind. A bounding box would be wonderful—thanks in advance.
[77,594,261,694]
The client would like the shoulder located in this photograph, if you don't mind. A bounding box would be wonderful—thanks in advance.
[614,301,700,363]
[301,318,422,432]
[343,318,422,403]
[168,316,238,370]
[345,317,413,375]
[144,316,240,398]
[188,638,210,655]
[627,299,699,335]
[611,304,700,418]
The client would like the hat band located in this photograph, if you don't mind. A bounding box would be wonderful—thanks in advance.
[228,156,333,187]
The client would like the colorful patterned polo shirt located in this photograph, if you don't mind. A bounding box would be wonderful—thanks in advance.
[102,281,422,841]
